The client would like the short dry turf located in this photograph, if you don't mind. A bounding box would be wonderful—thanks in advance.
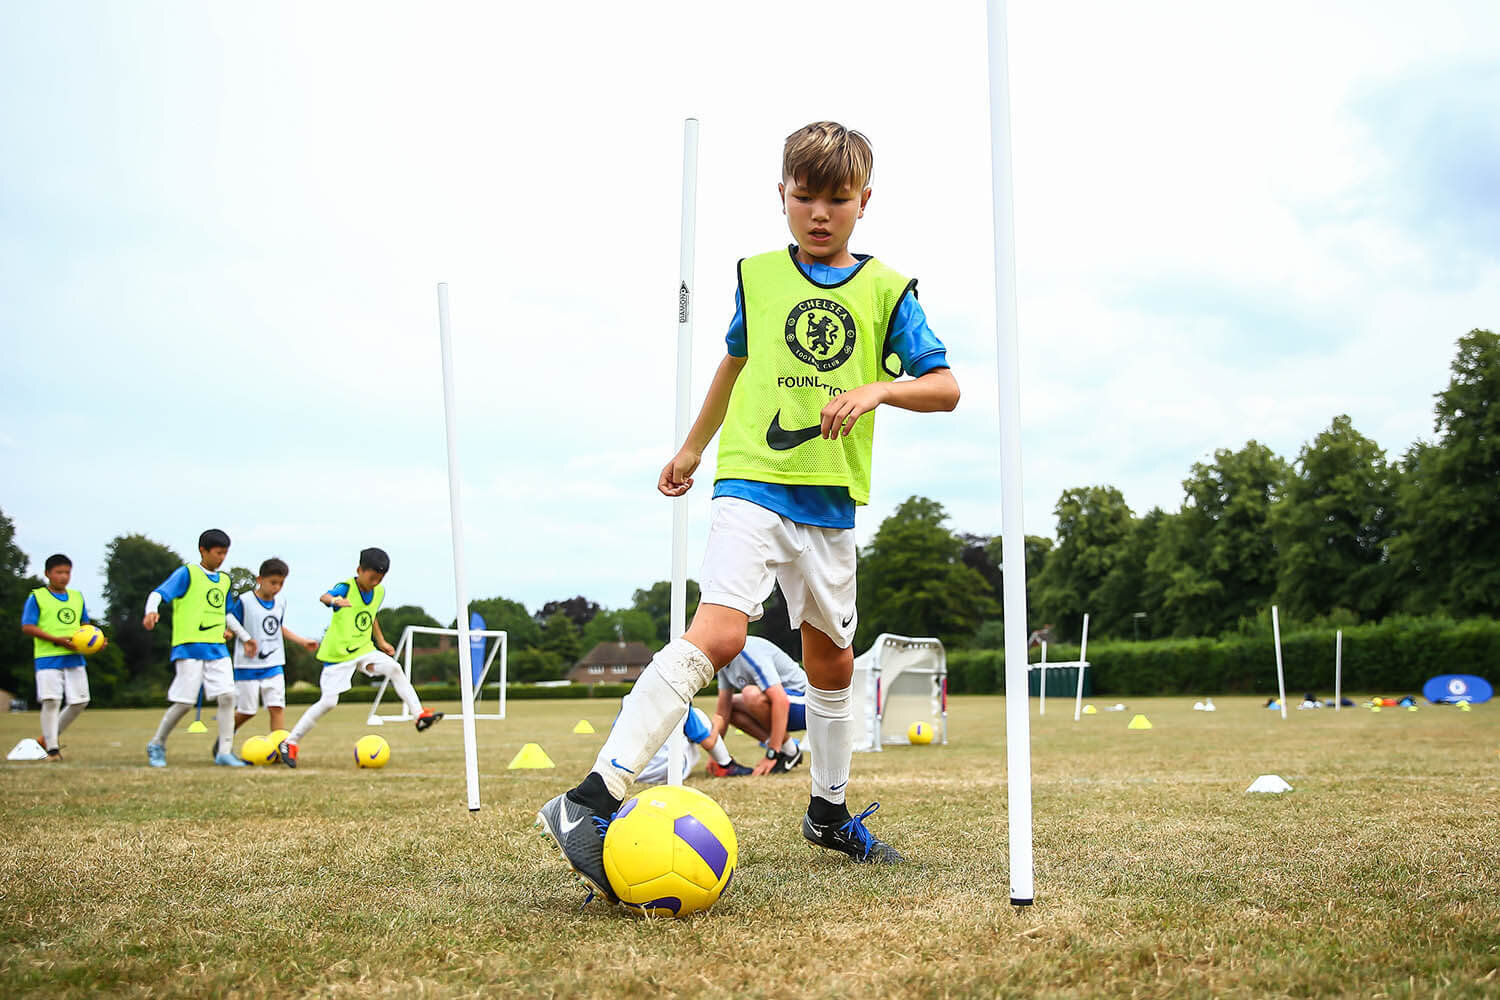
[1,695,1497,999]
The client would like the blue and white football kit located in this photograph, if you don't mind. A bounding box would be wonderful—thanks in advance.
[719,635,808,731]
[228,590,288,714]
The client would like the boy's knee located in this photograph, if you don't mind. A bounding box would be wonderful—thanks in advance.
[739,686,766,710]
[694,635,748,670]
[41,697,61,707]
[317,693,341,711]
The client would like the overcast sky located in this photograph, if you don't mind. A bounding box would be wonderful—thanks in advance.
[3,1,1496,641]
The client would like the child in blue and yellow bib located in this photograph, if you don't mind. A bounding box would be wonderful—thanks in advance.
[538,122,961,902]
[20,553,104,761]
[142,528,257,768]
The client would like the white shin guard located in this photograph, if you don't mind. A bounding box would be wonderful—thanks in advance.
[590,638,715,800]
[806,683,854,806]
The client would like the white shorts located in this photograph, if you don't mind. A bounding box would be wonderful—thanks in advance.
[235,674,287,714]
[319,651,400,697]
[167,657,234,703]
[699,496,857,648]
[35,666,90,703]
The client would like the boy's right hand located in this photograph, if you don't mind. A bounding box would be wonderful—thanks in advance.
[142,612,159,631]
[51,635,76,650]
[658,448,702,497]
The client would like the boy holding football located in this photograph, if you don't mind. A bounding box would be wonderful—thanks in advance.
[20,554,104,761]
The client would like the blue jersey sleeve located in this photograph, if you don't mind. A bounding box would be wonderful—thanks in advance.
[725,287,748,358]
[887,295,949,376]
[154,566,191,603]
[325,582,350,603]
[226,594,245,625]
[21,594,39,626]
[80,598,90,625]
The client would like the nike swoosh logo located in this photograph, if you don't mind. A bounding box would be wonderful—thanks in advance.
[610,758,636,775]
[765,411,821,451]
[344,645,361,654]
[256,649,275,660]
[198,624,220,632]
[841,613,854,628]
[831,780,847,791]
[558,809,585,835]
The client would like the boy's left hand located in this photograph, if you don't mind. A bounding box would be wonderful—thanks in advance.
[820,383,888,439]
[302,638,319,652]
[243,639,258,658]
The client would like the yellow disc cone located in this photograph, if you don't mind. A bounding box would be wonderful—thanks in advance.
[572,719,595,734]
[1127,714,1152,730]
[507,742,556,769]
[1082,705,1097,715]
[186,720,209,733]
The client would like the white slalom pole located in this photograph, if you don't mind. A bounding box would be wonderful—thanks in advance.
[1334,629,1343,711]
[666,117,700,786]
[986,0,1034,907]
[1271,605,1287,720]
[436,283,482,812]
[1073,613,1090,722]
[1038,641,1046,716]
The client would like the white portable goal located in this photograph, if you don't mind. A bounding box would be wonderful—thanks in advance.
[1028,613,1091,721]
[367,625,509,725]
[851,634,947,751]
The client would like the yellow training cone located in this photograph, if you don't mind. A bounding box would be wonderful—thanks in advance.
[572,719,595,734]
[1458,702,1472,712]
[186,720,209,733]
[1127,714,1152,730]
[507,743,555,769]
[1082,705,1098,715]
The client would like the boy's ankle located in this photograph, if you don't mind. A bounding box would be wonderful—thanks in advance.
[808,795,849,824]
[568,772,621,816]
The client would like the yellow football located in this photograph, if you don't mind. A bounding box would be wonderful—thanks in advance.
[240,735,278,765]
[268,729,290,748]
[603,785,737,917]
[355,734,390,768]
[71,624,105,655]
[907,721,935,745]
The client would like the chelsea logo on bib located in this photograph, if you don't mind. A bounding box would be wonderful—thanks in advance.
[784,298,856,372]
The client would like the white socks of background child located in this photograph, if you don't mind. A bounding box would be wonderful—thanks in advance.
[215,693,235,755]
[591,638,715,801]
[40,699,88,752]
[707,738,732,766]
[806,683,853,806]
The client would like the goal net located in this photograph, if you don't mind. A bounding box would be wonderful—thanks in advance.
[367,625,509,724]
[851,634,947,751]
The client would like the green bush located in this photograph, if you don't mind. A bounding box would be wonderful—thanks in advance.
[946,616,1500,696]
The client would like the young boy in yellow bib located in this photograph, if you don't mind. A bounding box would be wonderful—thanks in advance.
[20,554,105,761]
[143,529,257,768]
[276,547,442,767]
[538,122,960,902]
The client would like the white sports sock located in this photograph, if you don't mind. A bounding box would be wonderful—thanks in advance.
[806,684,853,806]
[152,702,192,745]
[58,700,88,735]
[590,638,714,800]
[40,699,61,751]
[289,694,338,744]
[781,735,800,756]
[383,664,424,717]
[216,693,236,755]
[707,739,732,766]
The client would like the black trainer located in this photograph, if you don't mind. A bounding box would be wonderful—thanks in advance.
[802,801,905,864]
[770,745,804,774]
[535,791,617,903]
[415,709,443,732]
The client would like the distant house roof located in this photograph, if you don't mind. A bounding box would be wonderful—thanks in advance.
[576,641,654,669]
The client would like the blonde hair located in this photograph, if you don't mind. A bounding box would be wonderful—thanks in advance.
[782,121,873,193]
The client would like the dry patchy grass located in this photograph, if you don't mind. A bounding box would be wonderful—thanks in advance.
[1,695,1497,998]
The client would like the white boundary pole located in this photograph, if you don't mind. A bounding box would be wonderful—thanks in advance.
[1073,613,1090,721]
[1334,629,1343,712]
[665,117,699,786]
[437,283,482,812]
[986,0,1034,907]
[1271,605,1287,720]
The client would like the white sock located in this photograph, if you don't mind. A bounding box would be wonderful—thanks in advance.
[590,638,714,800]
[216,693,236,755]
[152,703,192,745]
[384,665,424,717]
[289,694,338,744]
[781,735,800,756]
[40,699,61,751]
[58,700,88,735]
[806,684,853,806]
[708,739,732,766]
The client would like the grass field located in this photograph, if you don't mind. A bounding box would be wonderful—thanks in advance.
[1,694,1497,999]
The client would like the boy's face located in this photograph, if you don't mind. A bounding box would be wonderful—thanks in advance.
[45,565,72,591]
[257,575,286,599]
[354,567,385,591]
[200,546,229,571]
[779,176,871,265]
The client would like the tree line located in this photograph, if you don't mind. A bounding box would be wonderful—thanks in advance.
[2,329,1493,701]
